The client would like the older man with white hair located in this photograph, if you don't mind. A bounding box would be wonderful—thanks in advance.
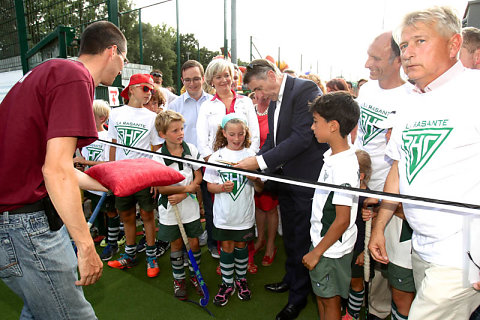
[369,6,480,320]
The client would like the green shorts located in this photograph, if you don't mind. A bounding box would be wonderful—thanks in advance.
[115,187,155,212]
[212,226,255,242]
[382,262,415,293]
[157,219,203,243]
[309,246,353,299]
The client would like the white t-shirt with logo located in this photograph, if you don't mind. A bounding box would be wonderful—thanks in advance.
[310,147,359,258]
[355,80,412,191]
[108,105,163,160]
[82,130,110,196]
[152,142,202,225]
[203,147,255,230]
[386,67,480,269]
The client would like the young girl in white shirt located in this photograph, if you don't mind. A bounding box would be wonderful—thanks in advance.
[204,113,257,307]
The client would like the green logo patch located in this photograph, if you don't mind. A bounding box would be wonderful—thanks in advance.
[115,125,148,155]
[219,171,248,201]
[359,106,388,146]
[401,127,452,184]
[85,146,103,161]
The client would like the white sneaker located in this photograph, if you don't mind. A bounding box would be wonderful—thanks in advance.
[199,230,208,247]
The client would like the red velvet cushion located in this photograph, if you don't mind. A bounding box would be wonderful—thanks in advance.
[85,158,185,197]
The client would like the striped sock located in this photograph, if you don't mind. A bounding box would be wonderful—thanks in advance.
[171,250,185,280]
[125,244,136,257]
[119,222,124,232]
[220,249,234,286]
[346,288,364,319]
[391,301,408,320]
[234,246,248,280]
[146,245,156,258]
[188,250,201,275]
[107,215,120,245]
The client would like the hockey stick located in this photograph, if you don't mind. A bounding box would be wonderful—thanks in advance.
[363,212,372,318]
[172,204,210,307]
[73,192,108,254]
[88,192,108,228]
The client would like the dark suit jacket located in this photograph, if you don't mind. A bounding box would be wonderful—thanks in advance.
[259,75,328,182]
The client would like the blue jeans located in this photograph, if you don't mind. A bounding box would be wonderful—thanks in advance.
[0,210,97,319]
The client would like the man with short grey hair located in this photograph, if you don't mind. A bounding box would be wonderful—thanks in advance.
[460,27,480,69]
[369,6,480,320]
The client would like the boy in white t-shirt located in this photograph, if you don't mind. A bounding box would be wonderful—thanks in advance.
[107,74,163,278]
[302,92,360,320]
[73,100,121,261]
[151,110,204,301]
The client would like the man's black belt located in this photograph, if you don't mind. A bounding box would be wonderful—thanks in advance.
[6,199,45,214]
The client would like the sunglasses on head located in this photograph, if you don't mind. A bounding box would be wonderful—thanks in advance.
[150,72,162,77]
[134,85,154,94]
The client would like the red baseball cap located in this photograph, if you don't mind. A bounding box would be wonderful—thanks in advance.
[121,73,154,100]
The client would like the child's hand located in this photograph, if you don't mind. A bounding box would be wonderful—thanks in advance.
[222,181,234,193]
[302,251,320,271]
[73,156,86,165]
[168,193,188,205]
[362,207,376,221]
[151,186,159,199]
[246,175,258,181]
[355,251,365,266]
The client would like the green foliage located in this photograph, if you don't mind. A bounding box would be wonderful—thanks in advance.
[6,0,221,91]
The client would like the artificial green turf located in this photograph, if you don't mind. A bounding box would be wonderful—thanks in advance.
[0,236,326,319]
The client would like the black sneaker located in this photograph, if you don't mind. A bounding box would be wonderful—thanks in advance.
[136,236,146,253]
[100,244,119,261]
[213,283,235,307]
[156,240,170,257]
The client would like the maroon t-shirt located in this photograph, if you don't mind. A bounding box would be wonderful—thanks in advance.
[0,59,98,211]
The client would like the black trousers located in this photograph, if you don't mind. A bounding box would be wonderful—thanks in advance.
[278,184,314,306]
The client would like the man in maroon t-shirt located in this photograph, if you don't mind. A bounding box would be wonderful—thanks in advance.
[0,21,127,319]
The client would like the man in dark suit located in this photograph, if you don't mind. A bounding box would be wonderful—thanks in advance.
[236,59,328,320]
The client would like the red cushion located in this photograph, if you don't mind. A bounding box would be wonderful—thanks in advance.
[85,158,185,197]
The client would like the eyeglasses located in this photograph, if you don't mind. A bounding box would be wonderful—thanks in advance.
[133,85,154,94]
[183,77,202,84]
[116,48,129,65]
[151,72,163,78]
[468,251,480,270]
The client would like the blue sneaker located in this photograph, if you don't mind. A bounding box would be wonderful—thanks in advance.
[100,244,119,261]
[108,253,137,269]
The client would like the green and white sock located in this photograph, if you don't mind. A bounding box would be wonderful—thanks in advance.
[146,245,156,258]
[234,246,248,280]
[125,244,136,257]
[171,250,185,280]
[220,249,234,286]
[107,215,120,245]
[346,287,364,319]
[391,301,408,320]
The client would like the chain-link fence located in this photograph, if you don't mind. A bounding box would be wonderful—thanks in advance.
[0,0,109,72]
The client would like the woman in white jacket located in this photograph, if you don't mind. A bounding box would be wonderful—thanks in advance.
[197,59,260,160]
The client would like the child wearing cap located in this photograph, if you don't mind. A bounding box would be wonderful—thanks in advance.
[107,73,163,278]
[204,113,258,307]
